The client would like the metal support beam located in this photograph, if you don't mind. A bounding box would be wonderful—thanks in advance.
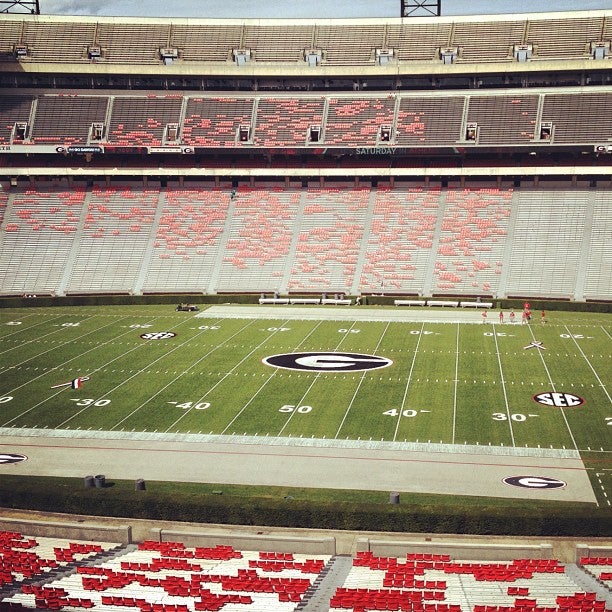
[0,0,40,13]
[401,0,441,17]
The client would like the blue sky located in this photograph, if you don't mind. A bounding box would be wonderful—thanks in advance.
[40,0,612,18]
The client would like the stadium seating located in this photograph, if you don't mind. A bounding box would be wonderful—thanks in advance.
[66,182,159,294]
[2,529,611,611]
[0,532,332,611]
[1,182,610,300]
[330,551,611,612]
[0,90,610,149]
[143,184,229,294]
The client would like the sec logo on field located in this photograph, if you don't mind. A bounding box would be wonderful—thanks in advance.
[263,352,393,372]
[0,453,28,465]
[503,476,566,489]
[140,332,177,340]
[532,392,585,408]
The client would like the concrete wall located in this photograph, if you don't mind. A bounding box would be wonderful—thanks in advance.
[0,517,132,545]
[576,543,612,562]
[357,538,554,561]
[151,528,336,555]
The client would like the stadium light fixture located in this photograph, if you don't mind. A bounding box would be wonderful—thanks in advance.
[0,0,39,13]
[401,0,441,17]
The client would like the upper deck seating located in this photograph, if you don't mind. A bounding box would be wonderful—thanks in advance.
[395,97,464,146]
[30,95,109,146]
[107,96,183,147]
[21,20,96,63]
[0,96,34,145]
[254,97,324,147]
[466,95,539,145]
[243,25,314,62]
[182,97,255,147]
[324,97,396,146]
[170,24,242,62]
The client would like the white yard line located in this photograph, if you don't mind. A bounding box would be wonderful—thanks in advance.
[393,321,425,442]
[106,318,246,431]
[0,314,97,370]
[492,323,515,447]
[528,326,578,451]
[334,321,391,439]
[1,315,142,425]
[0,313,66,353]
[277,321,359,437]
[221,321,328,435]
[564,325,612,405]
[452,323,459,445]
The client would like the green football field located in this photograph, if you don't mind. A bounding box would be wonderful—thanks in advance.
[1,304,610,503]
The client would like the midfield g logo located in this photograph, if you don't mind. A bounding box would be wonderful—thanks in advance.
[263,352,393,372]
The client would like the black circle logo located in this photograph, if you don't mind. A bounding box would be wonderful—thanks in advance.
[263,352,393,372]
[532,392,585,408]
[0,453,28,465]
[503,476,566,489]
[140,332,176,340]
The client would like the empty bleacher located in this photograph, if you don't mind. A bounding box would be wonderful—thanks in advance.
[170,24,242,62]
[65,182,159,294]
[243,25,314,63]
[21,20,96,63]
[3,11,610,71]
[0,181,87,295]
[452,20,525,63]
[0,95,34,145]
[0,182,610,301]
[2,89,611,149]
[465,95,539,145]
[540,92,612,144]
[324,97,396,146]
[182,97,255,147]
[107,96,183,147]
[30,95,109,146]
[504,189,590,299]
[394,96,465,146]
[143,184,229,294]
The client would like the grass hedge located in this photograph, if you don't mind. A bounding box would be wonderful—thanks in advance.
[1,475,610,537]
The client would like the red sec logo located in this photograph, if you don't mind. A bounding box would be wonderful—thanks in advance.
[532,392,585,408]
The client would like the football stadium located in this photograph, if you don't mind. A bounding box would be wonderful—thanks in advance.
[0,0,611,609]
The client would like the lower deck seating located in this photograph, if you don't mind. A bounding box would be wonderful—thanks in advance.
[0,182,609,301]
[1,532,610,612]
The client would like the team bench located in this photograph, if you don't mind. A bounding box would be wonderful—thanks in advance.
[258,298,290,304]
[289,298,321,305]
[460,301,493,308]
[427,300,460,307]
[394,299,426,307]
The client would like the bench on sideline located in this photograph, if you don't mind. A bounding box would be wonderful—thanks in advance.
[259,297,352,305]
[394,299,492,308]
